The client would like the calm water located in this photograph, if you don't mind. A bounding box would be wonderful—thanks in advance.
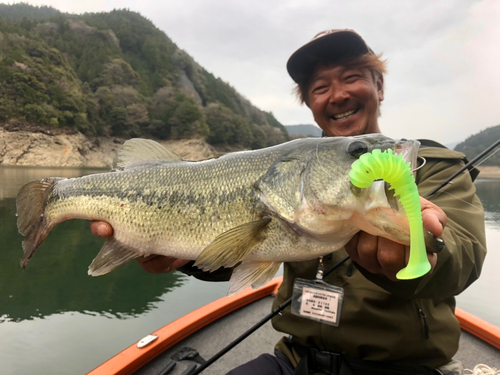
[0,166,499,375]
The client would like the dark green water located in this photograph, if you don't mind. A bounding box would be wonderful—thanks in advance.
[0,167,498,375]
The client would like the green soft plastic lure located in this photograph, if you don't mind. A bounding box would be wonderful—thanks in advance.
[349,149,431,280]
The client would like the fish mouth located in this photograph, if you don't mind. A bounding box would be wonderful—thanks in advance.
[395,138,420,173]
[330,106,360,121]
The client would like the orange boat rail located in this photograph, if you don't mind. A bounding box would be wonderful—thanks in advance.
[87,277,282,375]
[455,307,500,350]
[88,278,500,375]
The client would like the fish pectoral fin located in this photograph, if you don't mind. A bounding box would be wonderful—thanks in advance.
[112,138,183,171]
[228,261,281,296]
[88,238,140,276]
[193,217,272,272]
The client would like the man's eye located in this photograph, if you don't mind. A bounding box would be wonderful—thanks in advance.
[345,74,361,81]
[312,85,327,93]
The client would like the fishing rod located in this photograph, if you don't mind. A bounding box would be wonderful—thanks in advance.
[184,138,500,375]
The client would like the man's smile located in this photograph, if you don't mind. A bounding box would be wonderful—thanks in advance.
[330,106,360,121]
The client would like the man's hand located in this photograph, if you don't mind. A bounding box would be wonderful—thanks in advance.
[90,221,113,238]
[89,221,190,273]
[345,197,447,281]
[136,255,191,274]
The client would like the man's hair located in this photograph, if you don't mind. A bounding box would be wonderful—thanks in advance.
[294,53,387,104]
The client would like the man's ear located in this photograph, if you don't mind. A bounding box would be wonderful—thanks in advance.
[376,74,384,103]
[304,99,311,108]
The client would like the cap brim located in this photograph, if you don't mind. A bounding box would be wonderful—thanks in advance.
[287,31,371,83]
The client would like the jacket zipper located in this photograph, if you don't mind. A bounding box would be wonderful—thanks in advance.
[418,307,429,340]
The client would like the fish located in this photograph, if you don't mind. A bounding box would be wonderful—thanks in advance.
[17,135,420,295]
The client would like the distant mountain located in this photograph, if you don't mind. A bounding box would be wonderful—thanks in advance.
[445,141,460,150]
[285,124,323,137]
[455,125,500,166]
[0,4,288,149]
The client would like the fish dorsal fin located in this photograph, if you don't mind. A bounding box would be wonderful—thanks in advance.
[194,217,272,272]
[88,238,140,276]
[228,261,281,295]
[112,138,183,171]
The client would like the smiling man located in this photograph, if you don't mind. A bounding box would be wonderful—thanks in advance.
[91,30,486,375]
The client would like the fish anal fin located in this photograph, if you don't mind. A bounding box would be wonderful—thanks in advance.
[88,238,140,276]
[228,261,282,296]
[113,138,183,171]
[194,217,271,272]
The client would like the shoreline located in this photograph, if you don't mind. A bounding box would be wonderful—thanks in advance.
[475,166,500,179]
[1,127,499,178]
[0,128,223,167]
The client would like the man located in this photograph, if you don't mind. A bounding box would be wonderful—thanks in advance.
[91,30,486,374]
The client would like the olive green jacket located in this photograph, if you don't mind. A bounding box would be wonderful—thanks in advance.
[272,145,486,369]
[179,144,487,369]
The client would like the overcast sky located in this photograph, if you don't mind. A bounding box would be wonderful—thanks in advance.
[3,0,500,145]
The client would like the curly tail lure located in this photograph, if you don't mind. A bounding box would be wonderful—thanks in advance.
[349,149,431,280]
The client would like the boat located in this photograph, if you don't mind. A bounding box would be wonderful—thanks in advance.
[88,277,500,375]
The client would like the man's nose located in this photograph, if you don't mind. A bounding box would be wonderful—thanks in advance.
[329,84,349,104]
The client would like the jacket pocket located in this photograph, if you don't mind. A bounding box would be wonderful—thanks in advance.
[416,303,429,340]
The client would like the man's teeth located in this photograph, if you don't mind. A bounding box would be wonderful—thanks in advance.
[332,109,357,120]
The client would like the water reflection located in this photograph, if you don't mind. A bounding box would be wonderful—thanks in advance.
[475,179,500,225]
[0,166,188,322]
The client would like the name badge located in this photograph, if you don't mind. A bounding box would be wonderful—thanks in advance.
[291,278,344,327]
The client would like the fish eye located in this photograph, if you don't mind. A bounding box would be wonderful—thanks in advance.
[346,141,369,158]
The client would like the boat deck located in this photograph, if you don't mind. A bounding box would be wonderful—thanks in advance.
[133,296,500,375]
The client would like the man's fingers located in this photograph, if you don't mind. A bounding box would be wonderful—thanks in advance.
[420,197,447,237]
[355,232,382,275]
[136,255,190,274]
[136,255,175,274]
[344,233,360,262]
[90,221,113,238]
[377,238,407,281]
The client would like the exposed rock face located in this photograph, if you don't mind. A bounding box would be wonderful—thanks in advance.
[0,128,219,167]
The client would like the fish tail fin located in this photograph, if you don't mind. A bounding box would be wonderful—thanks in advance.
[16,177,64,269]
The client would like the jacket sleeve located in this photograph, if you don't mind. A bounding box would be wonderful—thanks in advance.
[356,147,487,299]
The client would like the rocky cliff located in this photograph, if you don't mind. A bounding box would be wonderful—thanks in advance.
[0,126,219,167]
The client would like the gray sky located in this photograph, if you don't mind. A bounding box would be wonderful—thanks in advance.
[3,0,500,144]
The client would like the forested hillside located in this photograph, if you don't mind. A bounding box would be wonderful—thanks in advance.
[455,124,500,166]
[0,3,288,149]
[285,124,322,137]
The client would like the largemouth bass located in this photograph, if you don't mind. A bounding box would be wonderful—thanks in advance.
[17,135,419,294]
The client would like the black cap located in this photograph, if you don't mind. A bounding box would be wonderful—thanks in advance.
[287,29,373,83]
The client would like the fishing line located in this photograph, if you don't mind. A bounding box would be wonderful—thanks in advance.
[430,190,484,214]
[470,146,500,170]
[424,138,500,198]
[426,145,499,203]
[423,140,500,212]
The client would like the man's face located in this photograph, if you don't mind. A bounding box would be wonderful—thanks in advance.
[305,64,384,137]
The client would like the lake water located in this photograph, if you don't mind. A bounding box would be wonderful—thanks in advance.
[0,166,498,375]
